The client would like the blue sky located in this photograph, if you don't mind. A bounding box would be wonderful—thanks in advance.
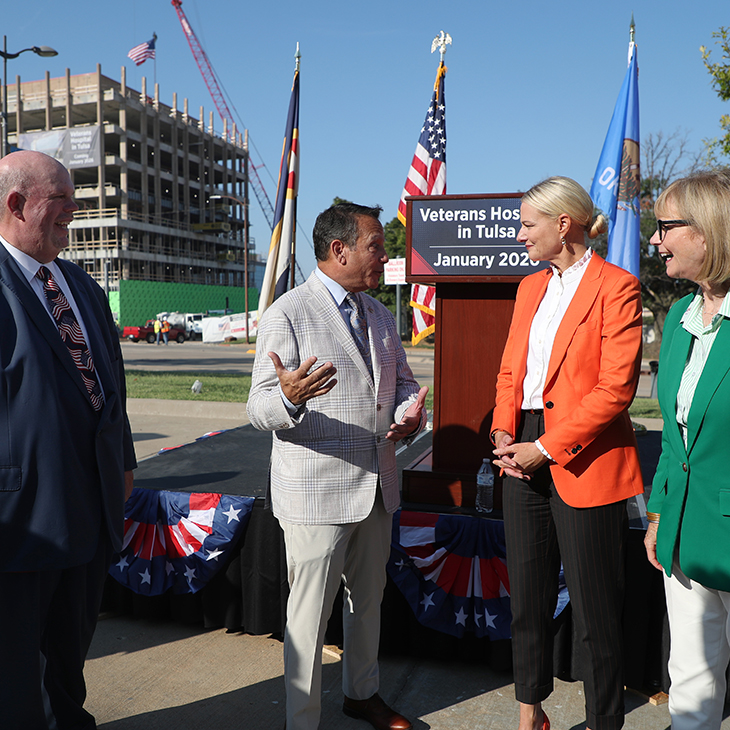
[5,0,729,274]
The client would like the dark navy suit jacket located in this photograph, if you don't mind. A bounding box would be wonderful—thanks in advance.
[0,245,136,572]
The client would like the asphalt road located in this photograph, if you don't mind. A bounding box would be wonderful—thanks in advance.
[120,339,435,386]
[120,339,661,400]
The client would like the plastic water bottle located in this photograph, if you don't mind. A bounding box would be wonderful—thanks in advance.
[475,458,494,513]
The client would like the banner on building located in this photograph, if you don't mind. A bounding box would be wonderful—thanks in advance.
[17,126,102,169]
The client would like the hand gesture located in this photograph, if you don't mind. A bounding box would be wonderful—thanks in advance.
[386,386,428,442]
[643,522,663,571]
[493,439,547,481]
[269,352,337,406]
[491,431,523,479]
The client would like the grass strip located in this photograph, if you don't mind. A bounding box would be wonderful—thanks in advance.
[126,370,657,420]
[628,398,661,419]
[126,370,251,403]
[127,369,434,411]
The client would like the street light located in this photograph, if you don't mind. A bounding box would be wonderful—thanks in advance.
[1,35,58,157]
[209,192,251,342]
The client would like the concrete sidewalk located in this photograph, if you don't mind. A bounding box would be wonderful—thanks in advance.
[97,349,684,730]
[85,613,674,730]
[84,405,685,730]
[126,398,249,460]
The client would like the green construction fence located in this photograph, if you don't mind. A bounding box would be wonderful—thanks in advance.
[109,280,259,328]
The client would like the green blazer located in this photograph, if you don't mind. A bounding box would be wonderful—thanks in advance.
[648,292,730,590]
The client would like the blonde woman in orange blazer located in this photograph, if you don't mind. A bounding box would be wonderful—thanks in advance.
[492,177,644,730]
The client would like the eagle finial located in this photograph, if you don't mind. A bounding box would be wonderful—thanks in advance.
[431,31,452,62]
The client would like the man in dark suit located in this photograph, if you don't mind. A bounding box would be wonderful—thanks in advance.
[0,150,137,729]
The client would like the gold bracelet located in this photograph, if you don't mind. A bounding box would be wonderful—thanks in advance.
[646,511,660,523]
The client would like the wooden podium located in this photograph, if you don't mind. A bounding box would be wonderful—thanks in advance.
[401,194,546,509]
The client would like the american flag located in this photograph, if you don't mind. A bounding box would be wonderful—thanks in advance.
[399,62,446,344]
[110,489,254,595]
[388,510,513,640]
[410,283,435,345]
[388,510,569,640]
[128,34,157,66]
[397,61,447,224]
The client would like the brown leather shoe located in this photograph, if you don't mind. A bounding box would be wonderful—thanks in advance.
[343,693,412,730]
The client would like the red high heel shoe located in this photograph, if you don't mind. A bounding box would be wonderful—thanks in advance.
[540,711,550,730]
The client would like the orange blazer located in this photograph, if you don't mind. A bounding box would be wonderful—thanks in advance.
[492,253,644,508]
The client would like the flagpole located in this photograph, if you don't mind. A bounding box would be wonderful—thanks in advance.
[629,13,635,48]
[257,43,300,320]
[589,17,640,278]
[289,44,300,291]
[244,128,250,343]
[153,32,157,87]
[400,32,450,345]
[432,29,451,63]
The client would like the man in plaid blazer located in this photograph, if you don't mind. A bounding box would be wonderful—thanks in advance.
[248,202,427,730]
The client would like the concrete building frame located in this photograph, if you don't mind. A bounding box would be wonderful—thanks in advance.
[4,64,265,293]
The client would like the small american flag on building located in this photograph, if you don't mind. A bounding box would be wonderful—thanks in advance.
[398,61,446,345]
[128,34,157,66]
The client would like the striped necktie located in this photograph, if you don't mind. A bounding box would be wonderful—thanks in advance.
[37,266,104,411]
[345,292,372,375]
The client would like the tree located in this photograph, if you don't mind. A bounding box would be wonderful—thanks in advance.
[638,132,702,336]
[365,217,412,338]
[642,130,703,199]
[700,26,730,161]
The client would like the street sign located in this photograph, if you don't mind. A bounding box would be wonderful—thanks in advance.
[384,258,407,285]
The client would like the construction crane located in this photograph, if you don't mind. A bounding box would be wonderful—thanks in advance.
[171,0,275,229]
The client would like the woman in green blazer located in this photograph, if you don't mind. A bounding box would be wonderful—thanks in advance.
[644,169,730,730]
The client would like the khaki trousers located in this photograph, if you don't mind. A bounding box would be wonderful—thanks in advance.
[280,489,392,730]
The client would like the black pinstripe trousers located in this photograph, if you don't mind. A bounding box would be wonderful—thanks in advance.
[503,411,628,730]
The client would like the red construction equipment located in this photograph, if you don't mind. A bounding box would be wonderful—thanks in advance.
[171,0,275,229]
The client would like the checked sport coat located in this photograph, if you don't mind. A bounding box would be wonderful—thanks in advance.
[247,272,421,525]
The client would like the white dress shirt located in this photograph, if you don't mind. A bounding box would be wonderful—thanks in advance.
[675,290,730,448]
[522,248,593,458]
[0,236,96,358]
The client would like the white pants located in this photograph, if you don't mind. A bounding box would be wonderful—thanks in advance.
[280,490,392,730]
[664,562,730,730]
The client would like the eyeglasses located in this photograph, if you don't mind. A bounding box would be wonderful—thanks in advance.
[656,219,690,241]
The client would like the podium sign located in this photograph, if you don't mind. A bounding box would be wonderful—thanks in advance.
[407,193,548,282]
[403,193,544,509]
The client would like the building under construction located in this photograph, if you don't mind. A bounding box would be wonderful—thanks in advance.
[4,64,264,305]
